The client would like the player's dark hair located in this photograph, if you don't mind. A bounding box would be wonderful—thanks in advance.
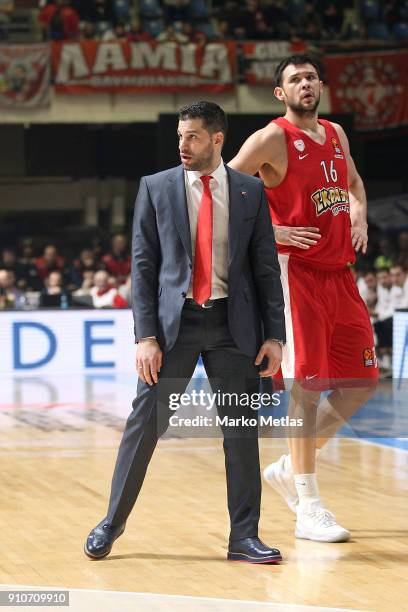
[274,54,323,87]
[178,101,228,138]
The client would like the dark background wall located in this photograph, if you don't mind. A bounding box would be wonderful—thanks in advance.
[0,117,406,198]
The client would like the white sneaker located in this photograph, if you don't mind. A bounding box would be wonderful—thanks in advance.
[295,507,350,543]
[263,455,298,514]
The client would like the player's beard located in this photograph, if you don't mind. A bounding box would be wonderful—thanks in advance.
[286,93,320,117]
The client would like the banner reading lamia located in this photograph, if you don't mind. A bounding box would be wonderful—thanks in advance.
[0,44,51,108]
[52,40,236,93]
[325,50,408,131]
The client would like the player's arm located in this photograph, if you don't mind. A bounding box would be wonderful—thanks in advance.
[229,127,321,249]
[334,123,368,254]
[228,126,277,175]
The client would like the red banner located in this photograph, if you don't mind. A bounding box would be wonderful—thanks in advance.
[325,50,408,131]
[52,41,236,93]
[0,44,51,108]
[242,41,307,85]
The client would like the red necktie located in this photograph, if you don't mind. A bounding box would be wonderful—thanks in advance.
[193,175,213,305]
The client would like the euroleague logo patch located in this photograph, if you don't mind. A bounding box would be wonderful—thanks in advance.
[331,137,344,159]
[363,347,376,367]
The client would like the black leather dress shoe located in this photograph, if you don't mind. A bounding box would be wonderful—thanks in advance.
[84,519,125,559]
[228,537,282,564]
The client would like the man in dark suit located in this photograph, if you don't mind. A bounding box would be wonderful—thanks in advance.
[85,101,286,564]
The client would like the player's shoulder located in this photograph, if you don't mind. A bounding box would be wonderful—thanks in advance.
[254,121,286,144]
[327,120,347,138]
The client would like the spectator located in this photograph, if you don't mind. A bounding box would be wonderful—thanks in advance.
[374,269,393,371]
[36,244,67,282]
[72,270,95,297]
[320,1,344,36]
[357,269,377,315]
[156,24,189,43]
[263,0,290,36]
[102,234,131,282]
[127,18,153,42]
[70,248,104,288]
[90,270,128,308]
[0,247,39,290]
[215,19,233,40]
[251,14,275,39]
[298,1,323,40]
[18,238,36,266]
[0,269,26,309]
[162,0,190,23]
[397,231,408,269]
[38,0,80,41]
[86,0,115,25]
[118,273,132,305]
[82,21,97,39]
[103,20,127,39]
[0,0,13,41]
[389,264,408,309]
[374,236,396,270]
[40,270,71,307]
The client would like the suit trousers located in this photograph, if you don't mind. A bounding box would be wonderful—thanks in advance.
[106,299,262,540]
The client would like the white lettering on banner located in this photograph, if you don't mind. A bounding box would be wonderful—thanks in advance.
[253,41,291,60]
[253,61,280,80]
[200,44,232,83]
[55,42,232,85]
[180,43,197,74]
[55,43,89,83]
[130,42,178,71]
[94,43,127,73]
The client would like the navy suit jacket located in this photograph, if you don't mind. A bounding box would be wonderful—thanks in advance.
[131,163,285,358]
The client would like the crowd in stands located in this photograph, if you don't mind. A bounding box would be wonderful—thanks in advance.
[0,234,132,311]
[32,0,408,44]
[1,228,408,373]
[355,231,408,372]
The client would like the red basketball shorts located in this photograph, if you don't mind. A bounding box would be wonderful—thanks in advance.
[277,254,379,388]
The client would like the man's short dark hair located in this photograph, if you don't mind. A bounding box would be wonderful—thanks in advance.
[178,101,228,137]
[274,54,323,87]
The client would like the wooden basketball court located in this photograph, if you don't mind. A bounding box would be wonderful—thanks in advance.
[0,375,407,612]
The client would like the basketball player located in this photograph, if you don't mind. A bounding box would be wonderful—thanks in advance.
[229,55,379,542]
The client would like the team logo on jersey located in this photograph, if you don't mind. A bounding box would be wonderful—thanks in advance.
[363,347,377,367]
[294,139,305,152]
[311,187,350,217]
[331,137,344,159]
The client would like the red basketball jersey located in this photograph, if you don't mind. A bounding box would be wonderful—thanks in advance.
[265,117,355,269]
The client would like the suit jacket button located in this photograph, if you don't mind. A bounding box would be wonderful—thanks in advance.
[181,292,186,298]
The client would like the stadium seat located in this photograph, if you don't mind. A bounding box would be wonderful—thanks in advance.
[196,21,216,39]
[367,21,390,39]
[394,22,408,40]
[361,0,380,21]
[139,0,162,19]
[113,0,131,22]
[143,18,164,37]
[189,0,209,20]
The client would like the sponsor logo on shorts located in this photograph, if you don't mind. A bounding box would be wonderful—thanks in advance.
[363,347,377,367]
[311,186,350,217]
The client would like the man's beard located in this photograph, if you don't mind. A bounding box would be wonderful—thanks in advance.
[287,95,320,117]
[184,142,215,172]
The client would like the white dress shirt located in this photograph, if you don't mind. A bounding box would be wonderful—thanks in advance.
[184,159,229,299]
